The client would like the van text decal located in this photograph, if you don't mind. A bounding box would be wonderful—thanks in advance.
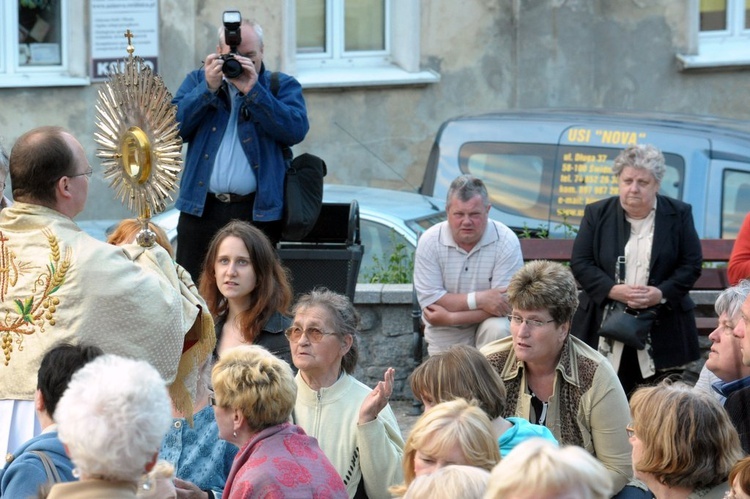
[554,148,620,219]
[566,128,647,145]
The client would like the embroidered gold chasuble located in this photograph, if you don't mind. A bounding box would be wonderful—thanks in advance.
[0,203,215,416]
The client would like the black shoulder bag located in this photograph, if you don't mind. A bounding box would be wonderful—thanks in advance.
[598,211,659,350]
[270,72,327,241]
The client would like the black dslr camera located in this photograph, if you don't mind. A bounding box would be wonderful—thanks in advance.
[219,10,243,79]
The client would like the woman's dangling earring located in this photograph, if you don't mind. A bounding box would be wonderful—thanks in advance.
[139,472,155,492]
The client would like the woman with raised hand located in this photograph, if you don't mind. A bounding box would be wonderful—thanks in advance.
[289,288,404,499]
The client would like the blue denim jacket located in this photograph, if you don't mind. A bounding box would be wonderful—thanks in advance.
[173,64,309,221]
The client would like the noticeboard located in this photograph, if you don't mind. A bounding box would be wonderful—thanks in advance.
[90,0,159,81]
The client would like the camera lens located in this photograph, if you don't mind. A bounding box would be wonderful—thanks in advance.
[222,57,243,79]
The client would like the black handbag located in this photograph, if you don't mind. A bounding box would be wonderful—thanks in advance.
[597,213,659,350]
[599,300,658,350]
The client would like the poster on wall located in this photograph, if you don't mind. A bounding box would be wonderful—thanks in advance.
[90,0,159,81]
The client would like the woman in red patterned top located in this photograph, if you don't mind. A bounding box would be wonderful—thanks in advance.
[211,344,347,499]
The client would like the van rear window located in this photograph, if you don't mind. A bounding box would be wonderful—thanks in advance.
[459,142,684,228]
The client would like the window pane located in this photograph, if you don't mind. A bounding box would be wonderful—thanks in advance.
[358,223,410,282]
[460,143,558,221]
[345,0,384,51]
[297,0,326,54]
[18,0,62,66]
[700,0,727,31]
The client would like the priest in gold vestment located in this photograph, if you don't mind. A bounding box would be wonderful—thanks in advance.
[0,126,215,461]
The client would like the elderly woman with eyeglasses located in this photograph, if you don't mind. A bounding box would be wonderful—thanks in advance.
[481,260,632,493]
[287,288,405,499]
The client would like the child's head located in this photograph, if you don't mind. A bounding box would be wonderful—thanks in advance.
[409,344,506,418]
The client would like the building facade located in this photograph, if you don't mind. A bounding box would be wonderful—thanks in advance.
[0,0,748,220]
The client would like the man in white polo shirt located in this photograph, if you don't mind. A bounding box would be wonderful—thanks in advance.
[415,175,523,355]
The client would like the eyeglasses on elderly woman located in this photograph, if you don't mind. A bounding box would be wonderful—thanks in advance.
[284,326,337,343]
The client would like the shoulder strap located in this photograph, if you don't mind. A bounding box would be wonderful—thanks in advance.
[269,72,293,161]
[29,450,62,484]
[270,71,280,97]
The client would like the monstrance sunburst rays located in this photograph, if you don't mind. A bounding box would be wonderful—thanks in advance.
[94,31,182,238]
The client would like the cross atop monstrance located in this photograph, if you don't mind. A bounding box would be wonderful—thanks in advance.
[93,29,183,247]
[124,29,135,55]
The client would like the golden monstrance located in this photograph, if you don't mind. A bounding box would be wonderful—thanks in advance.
[94,30,182,247]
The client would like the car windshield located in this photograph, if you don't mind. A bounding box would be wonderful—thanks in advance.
[408,212,447,233]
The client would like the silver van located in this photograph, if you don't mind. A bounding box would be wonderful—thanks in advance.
[420,109,750,238]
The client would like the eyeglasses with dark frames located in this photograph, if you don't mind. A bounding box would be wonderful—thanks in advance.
[509,315,556,329]
[209,395,217,407]
[284,326,336,343]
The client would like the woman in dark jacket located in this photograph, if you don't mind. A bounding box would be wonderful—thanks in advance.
[570,144,702,395]
[199,220,293,367]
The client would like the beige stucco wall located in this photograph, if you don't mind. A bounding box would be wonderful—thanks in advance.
[0,0,748,221]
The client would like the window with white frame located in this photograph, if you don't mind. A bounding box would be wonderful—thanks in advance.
[678,0,750,69]
[297,0,388,69]
[290,0,438,88]
[0,0,88,88]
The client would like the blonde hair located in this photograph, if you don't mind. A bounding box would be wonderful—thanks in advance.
[729,457,750,497]
[484,438,612,499]
[403,465,489,499]
[391,398,499,496]
[211,345,296,432]
[630,381,743,489]
[107,218,174,258]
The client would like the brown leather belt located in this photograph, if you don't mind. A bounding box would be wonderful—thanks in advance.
[208,192,254,203]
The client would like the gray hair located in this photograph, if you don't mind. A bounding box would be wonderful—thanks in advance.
[218,19,264,48]
[55,354,171,482]
[446,175,489,209]
[292,288,359,374]
[715,280,750,320]
[612,144,666,184]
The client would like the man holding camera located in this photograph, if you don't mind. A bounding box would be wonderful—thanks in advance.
[173,13,309,281]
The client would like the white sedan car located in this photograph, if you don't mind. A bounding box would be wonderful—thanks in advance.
[104,184,447,283]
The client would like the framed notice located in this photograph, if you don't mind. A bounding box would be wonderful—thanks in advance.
[90,0,159,81]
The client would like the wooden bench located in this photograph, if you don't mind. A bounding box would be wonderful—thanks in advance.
[518,238,735,335]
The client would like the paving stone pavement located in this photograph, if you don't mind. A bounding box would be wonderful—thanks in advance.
[390,398,423,439]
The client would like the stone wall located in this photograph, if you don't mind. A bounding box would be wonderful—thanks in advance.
[355,285,720,400]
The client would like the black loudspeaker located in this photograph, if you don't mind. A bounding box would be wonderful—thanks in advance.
[277,201,363,302]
